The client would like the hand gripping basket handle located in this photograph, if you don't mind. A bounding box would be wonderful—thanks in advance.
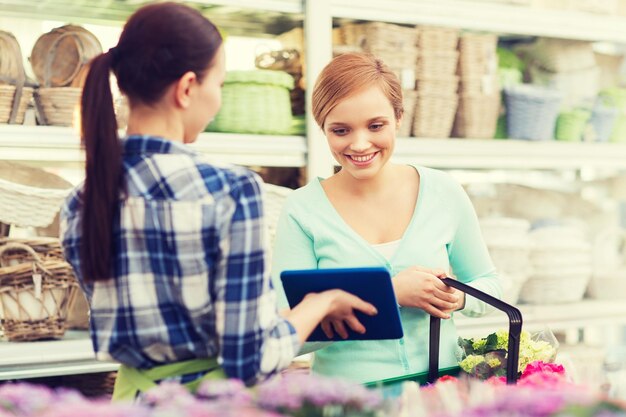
[428,277,523,384]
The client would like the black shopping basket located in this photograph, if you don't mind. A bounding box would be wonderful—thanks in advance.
[365,278,523,388]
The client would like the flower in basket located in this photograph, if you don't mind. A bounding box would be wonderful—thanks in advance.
[255,373,383,417]
[458,329,558,380]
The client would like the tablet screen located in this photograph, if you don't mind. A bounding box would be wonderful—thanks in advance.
[280,267,404,342]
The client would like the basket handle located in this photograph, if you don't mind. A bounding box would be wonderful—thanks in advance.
[428,277,523,385]
[0,242,48,273]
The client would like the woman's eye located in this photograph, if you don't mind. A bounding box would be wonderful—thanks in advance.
[332,128,349,136]
[370,123,383,131]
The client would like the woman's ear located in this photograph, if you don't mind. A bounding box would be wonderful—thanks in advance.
[396,114,404,130]
[174,71,197,109]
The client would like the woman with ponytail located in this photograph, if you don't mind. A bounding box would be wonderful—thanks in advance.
[61,2,376,401]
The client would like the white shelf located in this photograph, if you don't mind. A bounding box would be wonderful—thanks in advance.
[393,137,626,170]
[0,125,307,168]
[0,330,118,380]
[331,0,626,43]
[4,126,626,171]
[455,299,626,337]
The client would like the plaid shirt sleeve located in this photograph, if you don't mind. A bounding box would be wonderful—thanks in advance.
[214,171,300,385]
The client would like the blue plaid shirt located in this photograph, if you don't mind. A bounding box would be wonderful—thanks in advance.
[61,135,300,385]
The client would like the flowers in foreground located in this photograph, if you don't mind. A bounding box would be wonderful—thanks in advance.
[256,373,382,414]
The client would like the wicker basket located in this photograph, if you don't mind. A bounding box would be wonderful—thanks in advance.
[0,31,33,125]
[415,76,459,96]
[0,85,33,124]
[399,90,417,137]
[207,70,294,135]
[34,87,81,127]
[412,94,459,138]
[453,94,501,138]
[416,50,459,78]
[458,74,499,95]
[0,242,78,341]
[555,109,591,141]
[342,22,418,52]
[30,24,102,88]
[457,33,499,79]
[416,26,459,51]
[61,372,117,398]
[0,177,72,229]
[504,85,562,140]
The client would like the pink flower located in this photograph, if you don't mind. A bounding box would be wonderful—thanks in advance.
[521,361,565,379]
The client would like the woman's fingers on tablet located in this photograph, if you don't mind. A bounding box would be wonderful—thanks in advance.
[345,316,366,334]
[321,320,334,338]
[332,320,349,339]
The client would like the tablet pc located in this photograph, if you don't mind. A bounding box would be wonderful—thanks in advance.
[280,267,403,342]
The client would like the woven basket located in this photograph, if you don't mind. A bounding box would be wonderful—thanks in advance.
[416,50,459,78]
[34,87,81,127]
[416,26,459,51]
[453,94,501,139]
[415,76,459,96]
[504,85,562,140]
[0,179,71,228]
[0,85,33,124]
[0,242,78,341]
[342,22,418,52]
[398,90,417,137]
[412,94,458,138]
[0,31,33,125]
[61,372,117,398]
[457,33,499,79]
[30,24,102,88]
[458,74,499,95]
[207,70,293,135]
[555,109,591,141]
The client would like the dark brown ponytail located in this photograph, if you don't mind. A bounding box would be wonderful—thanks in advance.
[79,2,222,281]
[80,51,120,282]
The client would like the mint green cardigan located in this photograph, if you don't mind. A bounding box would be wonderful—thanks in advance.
[271,166,501,384]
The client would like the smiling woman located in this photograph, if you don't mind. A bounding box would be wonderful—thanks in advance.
[271,52,502,384]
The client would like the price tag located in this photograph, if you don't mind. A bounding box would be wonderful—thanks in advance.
[32,272,42,300]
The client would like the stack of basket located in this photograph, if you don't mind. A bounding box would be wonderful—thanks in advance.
[30,24,102,126]
[413,26,459,138]
[453,33,500,139]
[334,22,419,137]
[0,238,78,341]
[0,31,35,125]
[519,224,592,304]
